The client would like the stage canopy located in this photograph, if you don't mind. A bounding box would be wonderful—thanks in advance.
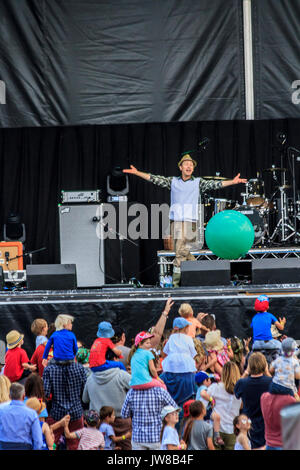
[1,0,300,127]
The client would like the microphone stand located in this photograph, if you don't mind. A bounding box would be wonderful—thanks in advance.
[288,147,300,244]
[8,246,47,265]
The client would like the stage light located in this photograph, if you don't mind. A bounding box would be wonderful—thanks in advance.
[3,213,26,243]
[107,166,129,202]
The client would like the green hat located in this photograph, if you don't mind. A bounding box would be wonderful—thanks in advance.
[76,347,90,364]
[178,153,197,169]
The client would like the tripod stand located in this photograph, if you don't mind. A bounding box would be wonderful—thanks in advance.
[269,184,300,243]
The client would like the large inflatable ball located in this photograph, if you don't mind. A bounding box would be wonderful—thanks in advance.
[205,210,255,259]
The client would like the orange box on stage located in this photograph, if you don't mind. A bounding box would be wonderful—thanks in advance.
[0,242,24,271]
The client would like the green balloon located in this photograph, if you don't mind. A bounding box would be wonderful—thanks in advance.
[205,210,255,259]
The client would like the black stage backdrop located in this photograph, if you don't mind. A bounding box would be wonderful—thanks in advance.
[0,119,300,286]
[1,295,300,357]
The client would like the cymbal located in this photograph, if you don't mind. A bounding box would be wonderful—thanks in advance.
[203,176,229,180]
[263,167,287,172]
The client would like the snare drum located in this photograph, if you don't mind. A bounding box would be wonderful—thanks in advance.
[214,198,235,215]
[234,206,267,244]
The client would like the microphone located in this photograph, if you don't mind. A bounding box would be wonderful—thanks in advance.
[276,132,287,145]
[198,137,210,147]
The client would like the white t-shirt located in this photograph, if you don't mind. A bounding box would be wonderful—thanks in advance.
[161,425,180,450]
[207,382,242,434]
[162,333,197,373]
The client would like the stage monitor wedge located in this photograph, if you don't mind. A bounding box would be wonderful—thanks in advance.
[26,264,77,290]
[252,258,300,285]
[181,260,231,286]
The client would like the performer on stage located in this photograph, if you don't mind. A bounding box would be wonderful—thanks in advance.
[123,154,247,287]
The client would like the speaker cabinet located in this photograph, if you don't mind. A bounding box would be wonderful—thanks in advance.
[181,260,231,286]
[26,264,77,290]
[252,258,300,284]
[0,242,23,271]
[58,204,105,288]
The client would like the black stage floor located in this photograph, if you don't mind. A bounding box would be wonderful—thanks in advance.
[1,282,300,357]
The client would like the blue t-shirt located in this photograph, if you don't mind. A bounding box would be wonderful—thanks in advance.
[251,311,277,341]
[99,422,115,450]
[129,348,155,386]
[42,329,78,361]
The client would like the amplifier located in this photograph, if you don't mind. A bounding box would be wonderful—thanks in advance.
[0,242,23,271]
[61,190,101,204]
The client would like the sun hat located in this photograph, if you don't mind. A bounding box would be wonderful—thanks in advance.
[97,321,115,339]
[195,371,214,385]
[134,331,155,347]
[26,397,46,415]
[178,153,197,169]
[282,337,298,357]
[6,330,24,349]
[203,330,224,351]
[173,317,192,330]
[254,295,269,312]
[183,399,195,417]
[161,405,181,421]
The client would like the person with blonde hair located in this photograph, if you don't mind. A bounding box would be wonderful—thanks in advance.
[42,314,78,367]
[206,361,242,449]
[178,303,208,339]
[0,375,11,405]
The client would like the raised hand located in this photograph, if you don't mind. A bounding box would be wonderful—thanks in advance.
[123,165,138,175]
[232,173,247,184]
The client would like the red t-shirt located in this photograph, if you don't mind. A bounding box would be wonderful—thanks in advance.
[31,344,46,377]
[89,338,115,368]
[4,347,29,382]
[260,392,296,447]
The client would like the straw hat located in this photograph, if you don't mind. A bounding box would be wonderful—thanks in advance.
[26,397,46,415]
[178,153,197,169]
[204,330,224,351]
[6,330,24,349]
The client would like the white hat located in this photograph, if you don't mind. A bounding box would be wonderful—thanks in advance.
[161,405,181,421]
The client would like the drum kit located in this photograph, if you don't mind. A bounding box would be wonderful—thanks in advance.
[203,166,300,247]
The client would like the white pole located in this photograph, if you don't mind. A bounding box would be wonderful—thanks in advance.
[243,0,255,120]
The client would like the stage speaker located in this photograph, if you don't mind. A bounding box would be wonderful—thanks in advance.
[58,204,105,288]
[26,264,77,290]
[252,258,300,284]
[181,260,231,286]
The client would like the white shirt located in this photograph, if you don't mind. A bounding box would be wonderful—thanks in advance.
[207,382,242,434]
[161,425,180,450]
[162,333,197,373]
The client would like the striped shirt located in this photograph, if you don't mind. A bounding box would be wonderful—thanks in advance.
[75,427,105,450]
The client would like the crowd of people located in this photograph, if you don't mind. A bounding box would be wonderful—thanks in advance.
[0,294,299,451]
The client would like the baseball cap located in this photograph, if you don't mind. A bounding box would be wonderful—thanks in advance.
[135,331,154,347]
[195,371,214,385]
[254,295,269,312]
[161,405,181,421]
[282,337,298,356]
[173,317,192,330]
[183,399,195,417]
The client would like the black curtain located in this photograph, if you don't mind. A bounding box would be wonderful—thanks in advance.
[0,118,300,285]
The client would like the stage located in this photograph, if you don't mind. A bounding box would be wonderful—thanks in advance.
[1,277,300,360]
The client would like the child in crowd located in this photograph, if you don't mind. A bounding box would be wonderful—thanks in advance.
[76,342,91,378]
[42,314,78,367]
[233,414,252,450]
[160,405,187,450]
[99,406,131,450]
[26,397,55,450]
[129,331,167,390]
[178,303,203,339]
[180,399,195,437]
[203,330,233,380]
[3,330,37,384]
[196,313,216,343]
[89,322,125,373]
[64,410,105,450]
[195,371,224,446]
[182,400,215,450]
[30,319,49,377]
[251,295,286,351]
[31,318,49,349]
[269,337,300,398]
